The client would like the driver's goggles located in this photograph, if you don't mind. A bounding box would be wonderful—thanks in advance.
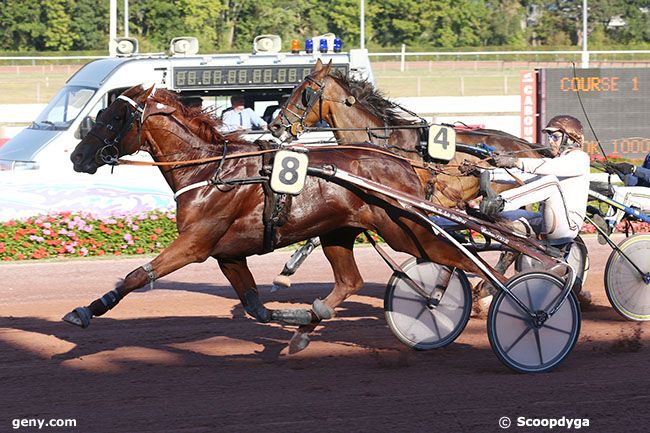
[546,131,564,142]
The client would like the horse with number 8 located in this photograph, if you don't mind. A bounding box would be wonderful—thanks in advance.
[66,84,497,353]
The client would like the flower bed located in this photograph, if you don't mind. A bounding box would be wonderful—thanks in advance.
[0,211,177,261]
[1,210,649,262]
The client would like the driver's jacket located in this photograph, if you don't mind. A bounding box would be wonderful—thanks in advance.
[514,148,591,224]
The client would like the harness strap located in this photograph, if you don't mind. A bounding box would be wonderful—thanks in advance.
[174,180,211,200]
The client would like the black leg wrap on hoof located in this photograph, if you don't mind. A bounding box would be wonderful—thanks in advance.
[242,289,271,323]
[62,307,92,328]
[311,299,334,320]
[271,309,313,325]
[100,289,121,310]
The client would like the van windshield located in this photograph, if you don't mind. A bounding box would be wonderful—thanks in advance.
[31,85,96,130]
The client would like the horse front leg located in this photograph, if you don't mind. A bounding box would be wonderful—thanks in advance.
[63,231,213,328]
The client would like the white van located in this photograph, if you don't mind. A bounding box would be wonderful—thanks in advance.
[0,35,373,221]
[0,35,373,173]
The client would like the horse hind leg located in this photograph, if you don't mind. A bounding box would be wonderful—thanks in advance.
[217,257,272,323]
[281,228,363,353]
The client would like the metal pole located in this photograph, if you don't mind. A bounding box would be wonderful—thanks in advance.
[581,0,589,68]
[124,0,129,37]
[360,0,365,49]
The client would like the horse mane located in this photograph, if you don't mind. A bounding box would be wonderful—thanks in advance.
[330,70,415,126]
[147,89,248,148]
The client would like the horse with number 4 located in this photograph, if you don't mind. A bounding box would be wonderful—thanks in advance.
[66,84,581,372]
[267,59,589,296]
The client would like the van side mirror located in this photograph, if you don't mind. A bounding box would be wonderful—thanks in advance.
[78,116,94,139]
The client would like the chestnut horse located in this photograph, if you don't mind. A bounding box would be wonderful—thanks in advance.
[66,85,491,353]
[268,59,547,208]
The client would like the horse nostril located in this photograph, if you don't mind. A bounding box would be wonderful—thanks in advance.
[71,152,82,163]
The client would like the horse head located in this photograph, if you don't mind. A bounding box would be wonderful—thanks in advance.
[70,85,159,174]
[268,58,338,142]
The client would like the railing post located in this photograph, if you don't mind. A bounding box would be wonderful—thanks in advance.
[400,44,406,72]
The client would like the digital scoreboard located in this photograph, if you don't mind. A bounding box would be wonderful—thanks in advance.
[539,68,650,159]
[172,64,349,90]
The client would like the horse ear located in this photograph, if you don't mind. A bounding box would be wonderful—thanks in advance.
[314,58,323,71]
[322,60,333,75]
[142,85,156,100]
[313,59,332,79]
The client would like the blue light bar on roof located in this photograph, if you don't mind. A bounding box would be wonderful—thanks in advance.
[333,38,342,53]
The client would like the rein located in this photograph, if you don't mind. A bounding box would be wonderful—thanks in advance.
[118,144,429,170]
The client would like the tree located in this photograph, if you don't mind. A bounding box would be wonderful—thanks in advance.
[42,0,74,50]
[178,0,224,51]
[70,0,109,50]
[129,0,186,50]
[0,0,45,50]
[485,0,527,47]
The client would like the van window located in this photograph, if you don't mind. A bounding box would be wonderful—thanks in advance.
[31,86,96,130]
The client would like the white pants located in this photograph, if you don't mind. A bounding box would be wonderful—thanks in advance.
[607,186,650,224]
[489,170,581,241]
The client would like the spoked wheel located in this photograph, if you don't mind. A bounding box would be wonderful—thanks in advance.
[605,234,650,321]
[385,258,472,350]
[487,271,580,373]
[515,235,589,291]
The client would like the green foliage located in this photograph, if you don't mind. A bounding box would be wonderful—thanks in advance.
[42,0,75,50]
[0,0,46,50]
[69,0,109,50]
[1,0,649,52]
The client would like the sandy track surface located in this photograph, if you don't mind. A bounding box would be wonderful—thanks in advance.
[0,236,648,432]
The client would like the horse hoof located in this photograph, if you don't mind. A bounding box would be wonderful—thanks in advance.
[312,298,335,320]
[271,309,313,325]
[62,307,92,328]
[288,332,310,354]
[271,275,292,293]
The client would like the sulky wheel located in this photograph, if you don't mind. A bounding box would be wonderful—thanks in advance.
[515,235,589,292]
[604,233,650,321]
[487,271,580,373]
[384,258,472,350]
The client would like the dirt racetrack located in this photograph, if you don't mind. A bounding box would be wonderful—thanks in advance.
[0,235,648,433]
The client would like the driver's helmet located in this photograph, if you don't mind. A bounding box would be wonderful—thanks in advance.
[542,115,584,146]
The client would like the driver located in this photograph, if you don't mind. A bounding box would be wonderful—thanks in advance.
[480,115,590,244]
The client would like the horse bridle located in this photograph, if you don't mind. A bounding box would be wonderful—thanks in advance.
[277,75,328,139]
[90,94,145,165]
